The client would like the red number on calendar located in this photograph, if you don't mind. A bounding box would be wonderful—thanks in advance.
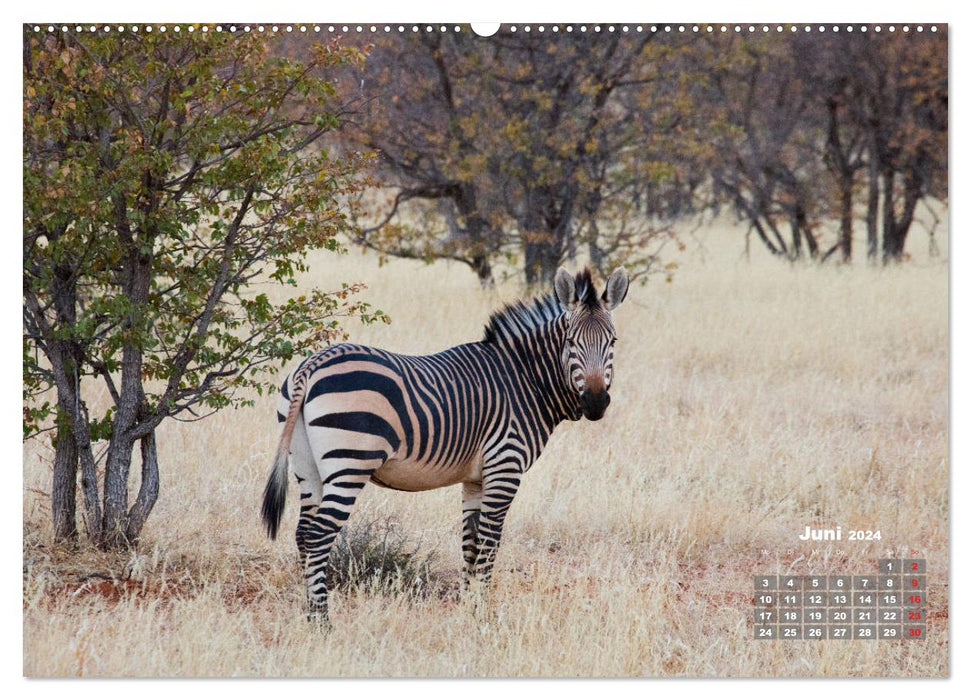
[908,628,922,637]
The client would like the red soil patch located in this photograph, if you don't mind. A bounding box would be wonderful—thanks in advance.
[36,575,281,611]
[48,577,197,606]
[221,580,272,609]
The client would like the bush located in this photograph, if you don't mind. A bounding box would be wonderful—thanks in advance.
[327,518,438,597]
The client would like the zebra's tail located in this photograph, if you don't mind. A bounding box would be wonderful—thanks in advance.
[261,372,305,540]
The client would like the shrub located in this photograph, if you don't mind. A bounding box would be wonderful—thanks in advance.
[327,517,438,598]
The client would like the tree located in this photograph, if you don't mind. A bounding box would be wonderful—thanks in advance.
[23,27,387,548]
[855,31,948,263]
[795,30,947,264]
[792,34,868,264]
[694,33,827,261]
[345,29,676,287]
[693,29,946,265]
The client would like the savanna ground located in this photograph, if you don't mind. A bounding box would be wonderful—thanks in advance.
[22,215,949,677]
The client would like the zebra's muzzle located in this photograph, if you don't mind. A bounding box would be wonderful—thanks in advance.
[580,389,610,421]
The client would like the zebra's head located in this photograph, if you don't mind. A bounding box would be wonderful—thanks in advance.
[554,267,629,421]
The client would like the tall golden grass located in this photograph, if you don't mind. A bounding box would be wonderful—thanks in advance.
[23,216,948,677]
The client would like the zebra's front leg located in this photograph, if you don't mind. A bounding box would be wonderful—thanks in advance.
[471,466,522,586]
[302,468,374,626]
[461,481,483,590]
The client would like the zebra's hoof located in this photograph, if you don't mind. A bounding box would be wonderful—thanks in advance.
[307,606,330,631]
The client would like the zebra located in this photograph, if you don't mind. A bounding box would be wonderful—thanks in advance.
[261,266,629,623]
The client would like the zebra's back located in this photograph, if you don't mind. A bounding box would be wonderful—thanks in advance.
[280,341,510,492]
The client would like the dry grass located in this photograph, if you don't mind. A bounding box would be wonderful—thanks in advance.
[22,216,949,677]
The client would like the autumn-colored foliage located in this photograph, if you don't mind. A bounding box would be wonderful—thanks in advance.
[328,27,946,278]
[345,30,684,286]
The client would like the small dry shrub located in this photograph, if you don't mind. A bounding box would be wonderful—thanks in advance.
[327,517,439,597]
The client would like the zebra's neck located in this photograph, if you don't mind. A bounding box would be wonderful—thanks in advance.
[484,315,581,430]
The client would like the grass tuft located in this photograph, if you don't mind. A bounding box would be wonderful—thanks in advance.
[327,517,439,597]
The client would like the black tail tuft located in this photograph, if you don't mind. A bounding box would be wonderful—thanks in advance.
[261,451,287,540]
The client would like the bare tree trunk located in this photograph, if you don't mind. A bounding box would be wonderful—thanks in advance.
[790,221,803,260]
[524,239,560,287]
[825,96,855,263]
[866,135,880,263]
[126,430,160,543]
[881,168,897,264]
[28,314,103,542]
[839,177,854,263]
[102,438,135,548]
[455,188,497,288]
[521,186,562,287]
[881,173,920,263]
[53,361,102,542]
[732,192,784,258]
[44,262,85,543]
[51,413,78,542]
[100,202,155,548]
[471,254,494,289]
[793,205,818,260]
[588,220,606,272]
[764,217,789,258]
[894,174,921,259]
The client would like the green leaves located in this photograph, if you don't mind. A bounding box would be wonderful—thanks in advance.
[24,28,383,443]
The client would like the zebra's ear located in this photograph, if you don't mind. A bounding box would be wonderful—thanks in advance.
[554,267,578,309]
[602,267,629,310]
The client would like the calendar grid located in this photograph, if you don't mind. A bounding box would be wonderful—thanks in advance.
[754,559,926,640]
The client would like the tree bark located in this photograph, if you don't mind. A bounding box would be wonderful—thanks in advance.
[98,192,156,548]
[588,220,606,272]
[51,412,78,542]
[47,262,81,542]
[825,96,855,263]
[24,275,103,542]
[880,168,897,263]
[471,254,494,288]
[790,205,817,260]
[454,187,497,288]
[126,430,160,544]
[521,186,562,287]
[51,357,102,542]
[881,171,920,263]
[838,177,854,263]
[866,131,881,263]
[102,438,135,548]
[524,243,558,286]
[790,220,803,260]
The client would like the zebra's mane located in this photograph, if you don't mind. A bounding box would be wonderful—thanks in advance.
[482,269,598,345]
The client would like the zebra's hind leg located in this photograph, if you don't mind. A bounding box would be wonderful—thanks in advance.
[294,482,316,590]
[286,416,322,611]
[302,460,379,626]
[461,481,483,591]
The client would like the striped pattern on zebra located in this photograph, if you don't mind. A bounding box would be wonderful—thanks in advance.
[262,267,629,622]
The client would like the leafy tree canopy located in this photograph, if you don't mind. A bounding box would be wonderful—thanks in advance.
[23,28,387,546]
